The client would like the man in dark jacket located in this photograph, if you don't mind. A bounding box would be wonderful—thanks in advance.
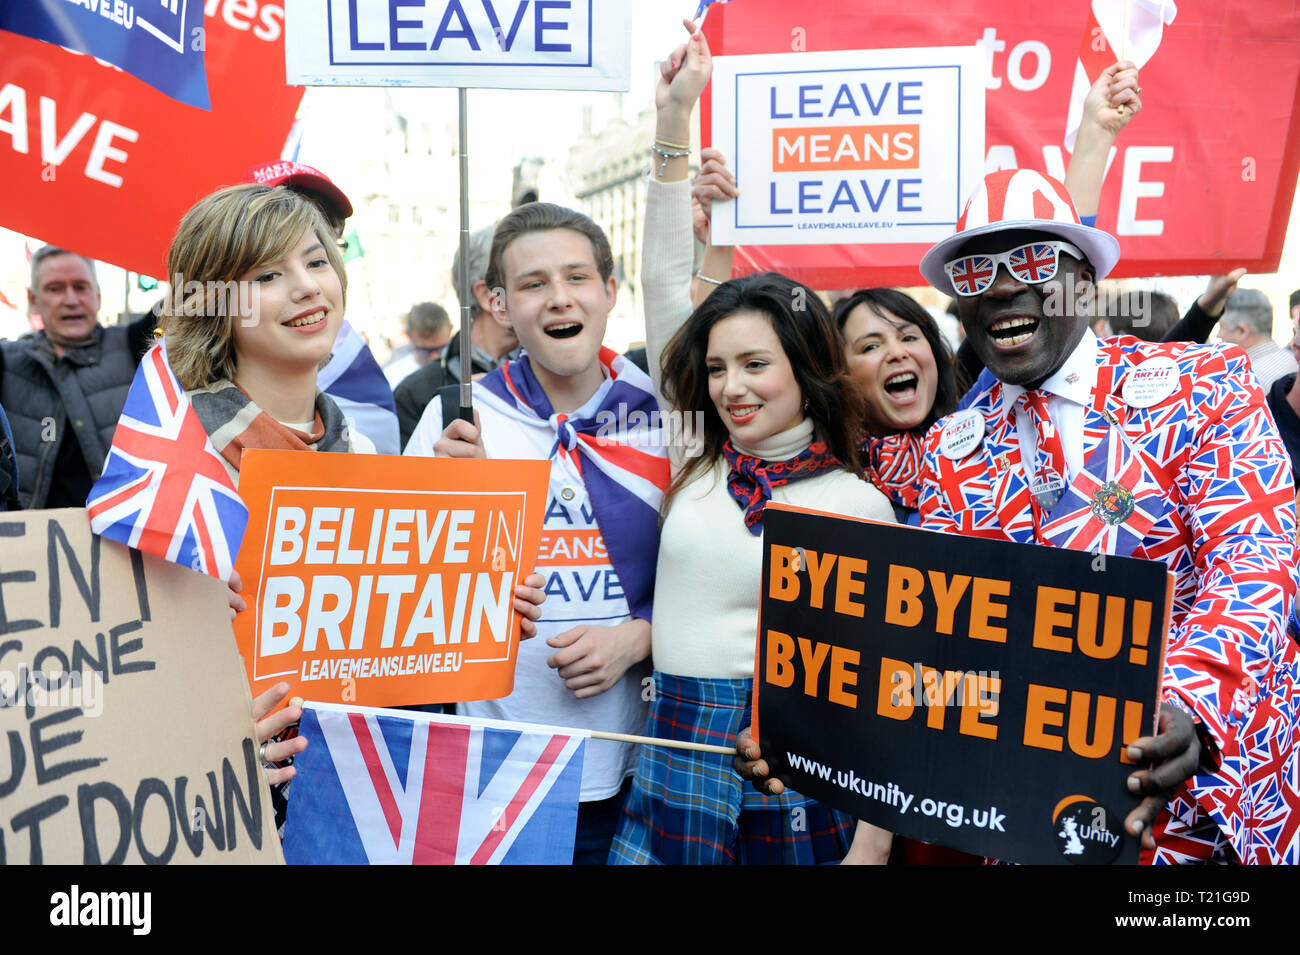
[1266,333,1300,488]
[0,401,19,510]
[0,246,153,508]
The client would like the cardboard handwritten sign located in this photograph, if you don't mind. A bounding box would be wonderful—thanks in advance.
[233,451,549,707]
[0,510,282,865]
[710,46,984,246]
[755,504,1171,865]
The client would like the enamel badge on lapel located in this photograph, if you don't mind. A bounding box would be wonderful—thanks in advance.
[1121,357,1178,409]
[1030,469,1067,512]
[939,409,984,460]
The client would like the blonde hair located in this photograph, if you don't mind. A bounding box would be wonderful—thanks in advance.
[161,184,347,390]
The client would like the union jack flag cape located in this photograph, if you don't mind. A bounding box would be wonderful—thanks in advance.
[283,704,586,865]
[86,344,247,580]
[476,347,670,621]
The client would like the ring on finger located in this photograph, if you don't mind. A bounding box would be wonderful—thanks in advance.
[259,743,269,763]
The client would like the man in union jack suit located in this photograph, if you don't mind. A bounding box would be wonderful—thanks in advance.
[915,168,1300,863]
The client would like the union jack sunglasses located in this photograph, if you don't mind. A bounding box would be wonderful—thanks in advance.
[944,240,1086,296]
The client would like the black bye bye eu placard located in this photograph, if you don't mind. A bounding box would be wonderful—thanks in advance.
[754,504,1171,865]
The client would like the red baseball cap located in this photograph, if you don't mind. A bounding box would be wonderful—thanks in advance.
[240,160,354,223]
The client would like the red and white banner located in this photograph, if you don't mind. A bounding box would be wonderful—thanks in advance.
[702,0,1300,287]
[0,1,302,277]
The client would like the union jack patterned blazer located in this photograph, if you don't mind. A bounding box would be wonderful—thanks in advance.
[920,336,1300,864]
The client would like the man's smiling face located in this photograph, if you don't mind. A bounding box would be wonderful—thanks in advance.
[953,228,1095,389]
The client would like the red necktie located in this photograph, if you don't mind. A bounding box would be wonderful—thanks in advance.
[1017,390,1068,526]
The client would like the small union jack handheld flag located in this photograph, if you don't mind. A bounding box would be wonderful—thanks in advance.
[283,704,587,865]
[87,344,248,579]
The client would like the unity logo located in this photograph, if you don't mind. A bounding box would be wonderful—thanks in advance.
[1052,794,1124,864]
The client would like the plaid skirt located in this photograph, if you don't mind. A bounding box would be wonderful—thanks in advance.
[608,672,854,865]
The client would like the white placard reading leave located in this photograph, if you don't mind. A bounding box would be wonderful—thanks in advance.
[710,47,985,246]
[285,0,631,91]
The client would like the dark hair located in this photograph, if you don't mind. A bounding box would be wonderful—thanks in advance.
[485,203,614,295]
[659,273,865,505]
[832,288,960,434]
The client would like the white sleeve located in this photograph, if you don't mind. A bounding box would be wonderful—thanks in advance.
[641,177,696,403]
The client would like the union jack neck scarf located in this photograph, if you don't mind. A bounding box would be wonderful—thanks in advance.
[723,438,843,535]
[860,431,925,511]
[476,348,669,622]
[188,382,351,475]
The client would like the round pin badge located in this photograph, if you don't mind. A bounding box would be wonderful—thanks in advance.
[940,409,984,460]
[1121,357,1179,409]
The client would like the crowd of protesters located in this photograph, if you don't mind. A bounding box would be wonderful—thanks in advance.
[2,14,1299,867]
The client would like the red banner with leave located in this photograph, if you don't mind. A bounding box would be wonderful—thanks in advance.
[0,1,302,277]
[702,0,1300,288]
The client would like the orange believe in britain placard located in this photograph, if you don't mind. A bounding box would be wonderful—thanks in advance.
[232,450,549,707]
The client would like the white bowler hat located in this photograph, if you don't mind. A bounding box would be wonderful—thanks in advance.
[920,168,1121,298]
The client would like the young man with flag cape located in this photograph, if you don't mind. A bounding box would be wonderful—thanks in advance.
[405,202,670,864]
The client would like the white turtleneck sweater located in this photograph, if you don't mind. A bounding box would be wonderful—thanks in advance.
[641,177,895,679]
[652,419,894,678]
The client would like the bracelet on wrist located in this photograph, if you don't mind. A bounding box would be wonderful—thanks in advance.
[651,143,691,178]
[694,269,725,286]
[654,136,690,150]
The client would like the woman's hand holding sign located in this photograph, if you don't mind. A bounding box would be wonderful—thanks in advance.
[226,569,246,620]
[734,725,783,795]
[514,573,546,641]
[252,682,309,786]
[734,728,891,863]
[691,147,739,245]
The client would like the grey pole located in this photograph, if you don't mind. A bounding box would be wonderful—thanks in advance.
[456,86,473,423]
